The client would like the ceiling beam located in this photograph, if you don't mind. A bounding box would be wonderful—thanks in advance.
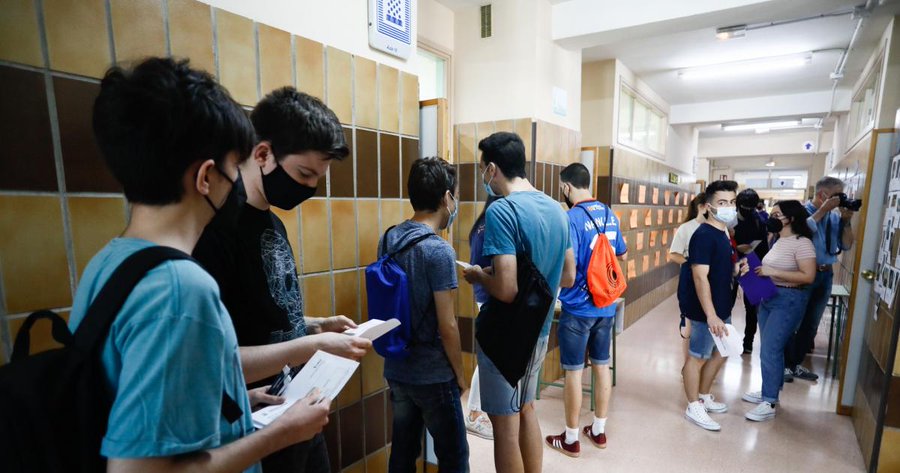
[670,89,852,125]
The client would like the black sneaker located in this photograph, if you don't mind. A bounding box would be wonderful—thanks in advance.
[793,366,819,381]
[743,345,752,355]
[783,368,794,383]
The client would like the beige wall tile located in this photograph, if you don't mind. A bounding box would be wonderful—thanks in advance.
[354,56,378,129]
[216,9,257,106]
[495,120,515,133]
[359,268,369,321]
[458,123,476,163]
[0,196,71,313]
[378,64,399,133]
[271,207,301,265]
[295,35,324,99]
[326,47,352,125]
[334,270,359,322]
[879,428,900,473]
[68,197,125,280]
[258,23,292,95]
[303,273,333,317]
[336,368,361,408]
[300,198,331,273]
[357,199,380,266]
[331,200,357,270]
[400,72,419,136]
[0,0,43,67]
[380,200,404,234]
[110,0,166,64]
[361,350,385,394]
[167,0,215,74]
[44,0,110,77]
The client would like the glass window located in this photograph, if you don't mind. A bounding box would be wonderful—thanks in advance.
[617,85,667,158]
[617,91,633,143]
[417,49,446,101]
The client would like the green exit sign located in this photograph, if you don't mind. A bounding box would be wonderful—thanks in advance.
[668,172,679,184]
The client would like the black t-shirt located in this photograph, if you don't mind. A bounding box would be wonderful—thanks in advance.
[678,223,735,322]
[734,211,769,260]
[193,204,308,385]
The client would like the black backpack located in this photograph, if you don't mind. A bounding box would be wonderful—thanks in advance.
[0,246,242,472]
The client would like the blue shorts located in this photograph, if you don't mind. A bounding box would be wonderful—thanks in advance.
[476,335,549,416]
[688,317,731,359]
[558,312,613,371]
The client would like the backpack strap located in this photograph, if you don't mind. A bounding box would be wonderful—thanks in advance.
[10,310,73,362]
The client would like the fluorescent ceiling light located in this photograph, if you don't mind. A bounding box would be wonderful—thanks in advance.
[678,53,812,80]
[722,120,801,132]
[765,160,776,167]
[716,24,747,40]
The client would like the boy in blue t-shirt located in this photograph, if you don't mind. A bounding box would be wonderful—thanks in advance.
[678,180,747,432]
[463,132,575,473]
[546,164,626,457]
[69,58,329,473]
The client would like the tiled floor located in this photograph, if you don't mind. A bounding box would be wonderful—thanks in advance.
[466,293,865,473]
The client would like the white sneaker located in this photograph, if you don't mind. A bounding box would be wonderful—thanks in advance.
[745,402,776,422]
[741,391,763,404]
[684,403,721,431]
[465,413,494,440]
[699,394,728,413]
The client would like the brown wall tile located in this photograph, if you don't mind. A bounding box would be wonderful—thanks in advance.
[0,0,43,67]
[7,311,70,355]
[54,77,120,193]
[331,200,358,270]
[69,197,125,279]
[334,270,360,322]
[354,56,378,129]
[167,0,215,74]
[380,134,400,199]
[458,316,474,352]
[303,273,333,317]
[216,9,257,106]
[458,163,475,202]
[0,196,71,313]
[300,198,331,273]
[0,66,56,191]
[356,130,379,198]
[258,24,292,94]
[364,392,386,454]
[326,47,352,125]
[330,127,355,197]
[271,207,301,264]
[378,65,399,133]
[400,138,419,199]
[324,412,340,471]
[295,36,324,99]
[400,72,419,136]
[340,400,365,468]
[44,0,110,77]
[110,0,166,64]
[358,200,380,265]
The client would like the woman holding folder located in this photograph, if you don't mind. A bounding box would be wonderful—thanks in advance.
[741,200,816,422]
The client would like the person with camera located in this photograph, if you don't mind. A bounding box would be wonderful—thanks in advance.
[785,176,856,382]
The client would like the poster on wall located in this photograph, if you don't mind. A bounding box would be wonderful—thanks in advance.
[368,0,413,59]
[874,153,900,313]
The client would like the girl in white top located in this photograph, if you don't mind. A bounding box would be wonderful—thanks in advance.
[670,194,707,359]
[743,200,816,423]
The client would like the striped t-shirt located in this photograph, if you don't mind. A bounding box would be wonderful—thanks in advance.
[761,235,816,286]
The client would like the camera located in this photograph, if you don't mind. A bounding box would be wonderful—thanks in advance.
[834,192,863,211]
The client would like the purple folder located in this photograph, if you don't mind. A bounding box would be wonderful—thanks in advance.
[738,253,778,305]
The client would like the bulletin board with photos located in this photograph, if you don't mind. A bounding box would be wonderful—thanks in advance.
[873,152,900,315]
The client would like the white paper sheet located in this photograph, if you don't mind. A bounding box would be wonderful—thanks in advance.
[710,324,744,358]
[456,260,472,270]
[343,318,400,340]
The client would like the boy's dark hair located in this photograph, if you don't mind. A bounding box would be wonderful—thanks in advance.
[408,157,457,212]
[250,87,349,161]
[560,163,591,189]
[705,180,738,200]
[478,132,527,179]
[775,200,814,240]
[93,57,255,205]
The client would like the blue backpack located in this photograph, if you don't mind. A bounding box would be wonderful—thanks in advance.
[365,226,437,359]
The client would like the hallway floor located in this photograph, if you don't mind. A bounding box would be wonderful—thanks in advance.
[466,293,865,473]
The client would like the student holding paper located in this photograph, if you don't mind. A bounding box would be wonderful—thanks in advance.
[380,157,469,473]
[742,201,816,422]
[669,193,707,360]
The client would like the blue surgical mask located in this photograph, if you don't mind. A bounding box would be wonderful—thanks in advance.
[713,205,737,225]
[482,166,497,197]
[446,194,458,229]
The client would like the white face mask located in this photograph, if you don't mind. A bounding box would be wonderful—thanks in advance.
[712,206,737,225]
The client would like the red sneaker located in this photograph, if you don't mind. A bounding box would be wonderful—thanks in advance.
[545,432,580,457]
[582,425,607,449]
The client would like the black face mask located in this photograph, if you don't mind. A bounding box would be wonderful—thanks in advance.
[766,218,784,233]
[564,194,574,209]
[204,166,239,213]
[208,170,246,228]
[261,163,317,210]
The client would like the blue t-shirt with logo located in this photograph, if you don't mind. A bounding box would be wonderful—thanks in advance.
[69,238,258,471]
[677,224,735,322]
[482,191,571,337]
[559,201,627,318]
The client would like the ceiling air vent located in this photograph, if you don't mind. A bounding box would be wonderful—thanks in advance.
[481,4,492,38]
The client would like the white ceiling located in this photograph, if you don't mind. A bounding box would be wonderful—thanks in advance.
[580,0,900,105]
[710,153,826,171]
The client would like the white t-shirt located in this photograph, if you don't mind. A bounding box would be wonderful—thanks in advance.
[670,219,702,258]
[762,235,816,286]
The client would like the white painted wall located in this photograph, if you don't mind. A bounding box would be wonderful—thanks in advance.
[670,90,852,125]
[699,130,834,158]
[667,124,698,176]
[533,0,582,131]
[200,0,417,73]
[581,60,616,147]
[418,0,454,53]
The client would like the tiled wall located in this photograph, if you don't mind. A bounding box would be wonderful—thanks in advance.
[603,147,696,328]
[0,1,422,472]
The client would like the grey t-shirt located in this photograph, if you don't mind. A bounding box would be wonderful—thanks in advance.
[379,220,458,385]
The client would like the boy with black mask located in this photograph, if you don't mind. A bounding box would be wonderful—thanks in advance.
[193,87,372,473]
[734,189,769,354]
